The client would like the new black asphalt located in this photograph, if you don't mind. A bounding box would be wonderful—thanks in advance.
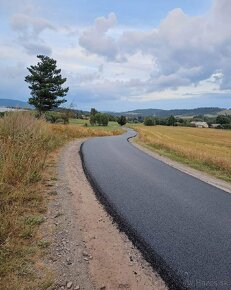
[80,129,231,289]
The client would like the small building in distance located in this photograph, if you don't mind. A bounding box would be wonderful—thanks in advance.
[81,115,89,120]
[190,121,209,128]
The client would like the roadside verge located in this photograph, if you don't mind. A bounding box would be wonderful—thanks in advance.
[129,137,231,194]
[45,139,167,290]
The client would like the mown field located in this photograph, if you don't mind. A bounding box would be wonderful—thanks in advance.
[129,124,231,182]
[0,112,122,289]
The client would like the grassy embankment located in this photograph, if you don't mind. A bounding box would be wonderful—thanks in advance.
[0,112,122,289]
[129,124,231,182]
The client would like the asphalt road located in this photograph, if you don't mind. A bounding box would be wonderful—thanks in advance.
[81,129,231,289]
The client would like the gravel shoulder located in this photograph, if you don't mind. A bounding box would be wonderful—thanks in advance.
[43,139,167,290]
[129,137,231,194]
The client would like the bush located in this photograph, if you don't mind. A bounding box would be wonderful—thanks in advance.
[45,112,69,124]
[216,115,231,125]
[100,113,109,126]
[144,117,155,126]
[167,115,177,126]
[117,115,127,126]
[90,114,96,125]
[90,113,109,126]
[222,124,231,130]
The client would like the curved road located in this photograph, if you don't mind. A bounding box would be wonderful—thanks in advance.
[81,129,231,289]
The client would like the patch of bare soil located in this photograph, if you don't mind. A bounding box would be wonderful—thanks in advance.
[44,139,167,290]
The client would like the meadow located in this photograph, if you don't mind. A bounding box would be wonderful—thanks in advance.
[0,112,122,289]
[130,124,231,182]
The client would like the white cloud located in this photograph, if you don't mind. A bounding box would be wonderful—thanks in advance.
[78,0,231,93]
[1,0,231,108]
[9,8,55,55]
[79,13,123,61]
[11,13,55,37]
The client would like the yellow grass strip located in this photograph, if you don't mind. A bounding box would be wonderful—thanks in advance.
[130,125,231,182]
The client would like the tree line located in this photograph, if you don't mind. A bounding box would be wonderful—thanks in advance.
[142,114,231,129]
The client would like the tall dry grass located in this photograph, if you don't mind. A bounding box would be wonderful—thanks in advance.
[0,111,121,288]
[131,125,231,181]
[0,112,55,187]
[0,112,121,187]
[49,123,122,140]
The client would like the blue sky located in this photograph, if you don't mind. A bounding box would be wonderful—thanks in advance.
[0,0,231,111]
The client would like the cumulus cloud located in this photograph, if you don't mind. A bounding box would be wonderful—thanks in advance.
[10,10,54,55]
[11,13,55,37]
[1,0,231,108]
[79,13,124,61]
[79,0,231,92]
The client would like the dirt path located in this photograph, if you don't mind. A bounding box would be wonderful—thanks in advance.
[45,139,167,290]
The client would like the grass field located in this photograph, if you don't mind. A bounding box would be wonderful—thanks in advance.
[129,124,231,182]
[49,120,122,141]
[0,112,122,289]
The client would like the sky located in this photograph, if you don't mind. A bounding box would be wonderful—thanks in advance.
[0,0,231,111]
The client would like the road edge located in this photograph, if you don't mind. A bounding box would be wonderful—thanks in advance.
[128,136,231,194]
[80,140,187,290]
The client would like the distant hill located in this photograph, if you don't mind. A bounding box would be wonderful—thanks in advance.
[218,109,231,116]
[0,99,30,108]
[110,107,225,118]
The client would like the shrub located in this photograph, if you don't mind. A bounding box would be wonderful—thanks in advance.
[45,111,69,124]
[91,113,109,126]
[167,115,177,126]
[216,115,231,125]
[90,114,96,125]
[223,124,231,130]
[100,113,109,126]
[117,115,127,126]
[144,117,155,126]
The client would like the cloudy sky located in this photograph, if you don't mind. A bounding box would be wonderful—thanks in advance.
[0,0,231,111]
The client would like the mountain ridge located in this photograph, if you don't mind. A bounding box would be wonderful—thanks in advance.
[108,107,226,118]
[0,99,30,108]
[0,99,228,117]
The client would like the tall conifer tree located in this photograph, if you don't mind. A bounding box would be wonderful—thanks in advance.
[25,55,69,115]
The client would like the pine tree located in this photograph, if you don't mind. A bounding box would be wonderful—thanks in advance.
[25,55,69,115]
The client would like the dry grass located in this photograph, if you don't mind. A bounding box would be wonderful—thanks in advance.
[0,111,122,289]
[130,125,231,182]
[49,123,122,141]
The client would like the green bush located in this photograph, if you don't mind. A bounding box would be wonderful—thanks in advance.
[90,113,109,126]
[216,115,231,125]
[167,115,177,126]
[44,112,69,124]
[100,113,109,126]
[90,114,96,125]
[144,117,155,126]
[222,124,231,130]
[117,115,127,126]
